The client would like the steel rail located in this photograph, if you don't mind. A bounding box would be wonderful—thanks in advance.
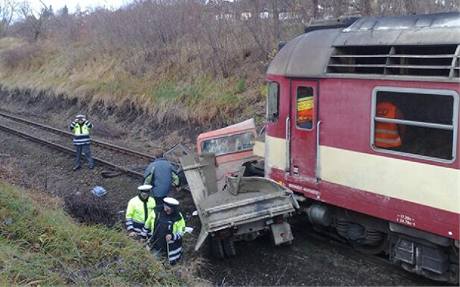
[0,111,157,160]
[0,123,144,179]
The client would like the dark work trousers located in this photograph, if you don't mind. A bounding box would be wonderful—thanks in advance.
[75,144,94,168]
[154,196,165,213]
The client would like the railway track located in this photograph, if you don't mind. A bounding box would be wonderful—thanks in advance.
[0,111,156,159]
[0,111,157,179]
[290,220,442,285]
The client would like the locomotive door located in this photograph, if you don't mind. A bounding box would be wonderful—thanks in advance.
[289,80,318,182]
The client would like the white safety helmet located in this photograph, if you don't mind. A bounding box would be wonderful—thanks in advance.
[137,185,152,193]
[164,197,179,207]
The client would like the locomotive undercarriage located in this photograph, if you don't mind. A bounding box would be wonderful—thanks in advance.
[303,202,459,284]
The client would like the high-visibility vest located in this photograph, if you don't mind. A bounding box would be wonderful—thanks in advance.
[143,211,186,264]
[142,211,185,238]
[72,122,91,136]
[375,102,402,148]
[125,196,156,232]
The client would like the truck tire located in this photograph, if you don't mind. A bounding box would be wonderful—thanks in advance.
[222,239,237,257]
[210,238,225,259]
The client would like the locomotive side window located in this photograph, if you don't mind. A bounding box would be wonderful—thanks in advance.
[372,88,458,162]
[296,87,314,130]
[267,82,280,122]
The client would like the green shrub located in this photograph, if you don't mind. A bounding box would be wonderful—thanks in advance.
[235,78,246,94]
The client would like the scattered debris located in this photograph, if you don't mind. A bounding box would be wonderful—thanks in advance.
[91,186,107,197]
[101,171,123,178]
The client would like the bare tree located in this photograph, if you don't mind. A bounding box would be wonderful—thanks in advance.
[5,0,460,81]
[0,0,17,36]
[271,0,281,46]
[404,0,417,15]
[15,1,54,41]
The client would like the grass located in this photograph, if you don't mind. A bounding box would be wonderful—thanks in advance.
[0,181,182,286]
[0,37,265,127]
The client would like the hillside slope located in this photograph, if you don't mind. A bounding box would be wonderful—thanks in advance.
[0,36,267,128]
[0,181,182,286]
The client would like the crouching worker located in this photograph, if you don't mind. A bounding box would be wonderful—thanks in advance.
[143,197,185,264]
[125,185,156,238]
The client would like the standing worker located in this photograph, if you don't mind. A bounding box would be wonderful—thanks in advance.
[374,101,403,149]
[142,197,185,264]
[143,156,180,211]
[69,114,94,170]
[126,185,156,238]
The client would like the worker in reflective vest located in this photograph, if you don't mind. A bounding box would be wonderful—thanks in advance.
[142,197,185,265]
[375,102,402,148]
[69,114,94,170]
[125,185,156,238]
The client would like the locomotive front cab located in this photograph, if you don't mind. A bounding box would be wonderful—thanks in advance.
[265,13,460,284]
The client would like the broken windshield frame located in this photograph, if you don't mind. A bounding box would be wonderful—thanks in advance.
[201,132,255,156]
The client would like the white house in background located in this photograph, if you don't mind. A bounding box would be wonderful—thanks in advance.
[240,11,251,20]
[215,13,234,20]
[259,11,270,19]
[279,11,299,21]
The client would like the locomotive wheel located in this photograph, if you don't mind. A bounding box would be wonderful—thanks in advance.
[222,239,237,257]
[210,238,225,259]
[352,237,387,255]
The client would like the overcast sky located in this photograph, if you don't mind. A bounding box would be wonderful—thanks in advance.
[29,0,130,13]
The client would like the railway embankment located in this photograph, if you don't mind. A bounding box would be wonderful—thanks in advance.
[0,37,266,134]
[0,84,207,149]
[0,181,183,286]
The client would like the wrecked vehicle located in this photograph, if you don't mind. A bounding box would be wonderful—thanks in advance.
[181,119,298,258]
[196,118,265,186]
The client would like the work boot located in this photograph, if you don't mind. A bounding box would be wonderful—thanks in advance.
[73,165,81,171]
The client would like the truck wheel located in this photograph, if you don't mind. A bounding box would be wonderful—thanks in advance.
[222,239,237,257]
[210,238,225,259]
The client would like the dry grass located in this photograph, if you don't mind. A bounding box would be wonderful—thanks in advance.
[0,157,22,184]
[0,37,265,127]
[0,181,183,286]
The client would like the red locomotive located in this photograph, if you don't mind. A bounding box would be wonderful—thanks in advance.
[265,13,459,283]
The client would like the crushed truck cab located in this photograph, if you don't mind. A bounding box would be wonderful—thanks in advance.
[196,118,264,191]
[182,119,298,258]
